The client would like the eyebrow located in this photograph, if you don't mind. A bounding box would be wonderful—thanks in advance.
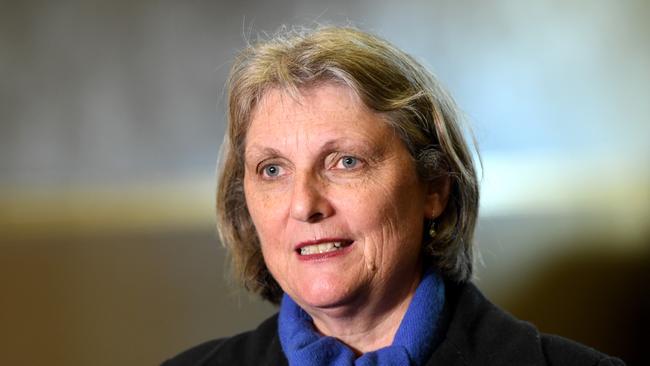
[244,146,282,163]
[244,135,384,165]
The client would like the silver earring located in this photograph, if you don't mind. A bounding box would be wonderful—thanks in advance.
[428,220,436,237]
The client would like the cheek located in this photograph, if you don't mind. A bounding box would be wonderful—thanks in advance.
[244,186,293,283]
[245,180,283,229]
[337,174,425,259]
[340,174,423,229]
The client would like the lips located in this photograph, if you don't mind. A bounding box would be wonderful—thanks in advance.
[294,238,354,257]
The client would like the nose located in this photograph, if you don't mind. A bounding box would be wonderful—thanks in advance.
[289,172,334,223]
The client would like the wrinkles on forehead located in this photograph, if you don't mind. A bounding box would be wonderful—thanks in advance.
[244,84,386,160]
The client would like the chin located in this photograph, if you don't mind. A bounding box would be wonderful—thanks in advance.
[290,276,363,311]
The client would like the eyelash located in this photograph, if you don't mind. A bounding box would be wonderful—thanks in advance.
[259,163,284,179]
[334,155,361,170]
[256,154,364,180]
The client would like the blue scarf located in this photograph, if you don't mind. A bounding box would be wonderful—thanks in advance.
[278,270,445,366]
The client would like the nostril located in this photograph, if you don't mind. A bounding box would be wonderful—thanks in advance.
[307,212,325,223]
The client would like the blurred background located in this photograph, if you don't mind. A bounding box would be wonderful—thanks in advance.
[1,0,648,365]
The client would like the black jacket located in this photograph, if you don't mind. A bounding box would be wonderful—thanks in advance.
[163,282,625,365]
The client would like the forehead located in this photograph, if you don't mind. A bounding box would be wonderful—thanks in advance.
[245,84,390,147]
[253,84,362,123]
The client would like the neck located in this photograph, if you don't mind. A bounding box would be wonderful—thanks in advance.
[307,267,423,354]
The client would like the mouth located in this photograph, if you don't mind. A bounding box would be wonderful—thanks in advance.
[295,239,354,256]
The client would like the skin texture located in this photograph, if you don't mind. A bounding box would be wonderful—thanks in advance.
[243,83,448,353]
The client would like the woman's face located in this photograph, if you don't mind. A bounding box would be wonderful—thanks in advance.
[243,84,442,314]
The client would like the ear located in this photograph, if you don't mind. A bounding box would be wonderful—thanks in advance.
[424,176,451,219]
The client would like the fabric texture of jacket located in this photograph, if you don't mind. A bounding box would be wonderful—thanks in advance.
[162,281,625,366]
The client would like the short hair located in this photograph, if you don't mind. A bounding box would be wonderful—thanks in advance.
[217,26,479,304]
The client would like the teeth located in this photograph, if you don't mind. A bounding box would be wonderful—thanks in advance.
[299,242,344,255]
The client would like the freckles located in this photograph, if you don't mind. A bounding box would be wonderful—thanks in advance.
[357,175,419,278]
[260,193,274,210]
[352,182,400,275]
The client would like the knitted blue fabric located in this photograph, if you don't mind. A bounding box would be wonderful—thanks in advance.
[278,270,445,366]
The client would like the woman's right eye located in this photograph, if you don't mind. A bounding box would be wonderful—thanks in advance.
[261,164,282,178]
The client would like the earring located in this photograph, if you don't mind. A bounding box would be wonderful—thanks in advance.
[428,220,436,237]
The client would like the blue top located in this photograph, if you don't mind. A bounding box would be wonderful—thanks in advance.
[278,269,446,366]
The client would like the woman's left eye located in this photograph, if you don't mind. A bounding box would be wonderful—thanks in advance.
[336,156,360,169]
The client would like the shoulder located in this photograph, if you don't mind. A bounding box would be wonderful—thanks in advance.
[161,314,287,366]
[429,281,625,366]
[540,334,625,366]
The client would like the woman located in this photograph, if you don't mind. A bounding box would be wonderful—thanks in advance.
[164,27,624,365]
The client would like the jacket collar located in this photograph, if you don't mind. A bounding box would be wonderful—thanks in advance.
[426,281,546,365]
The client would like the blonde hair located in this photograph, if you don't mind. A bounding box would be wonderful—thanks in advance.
[217,26,479,303]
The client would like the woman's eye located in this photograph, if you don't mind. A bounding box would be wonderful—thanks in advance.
[262,164,282,177]
[337,156,359,169]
